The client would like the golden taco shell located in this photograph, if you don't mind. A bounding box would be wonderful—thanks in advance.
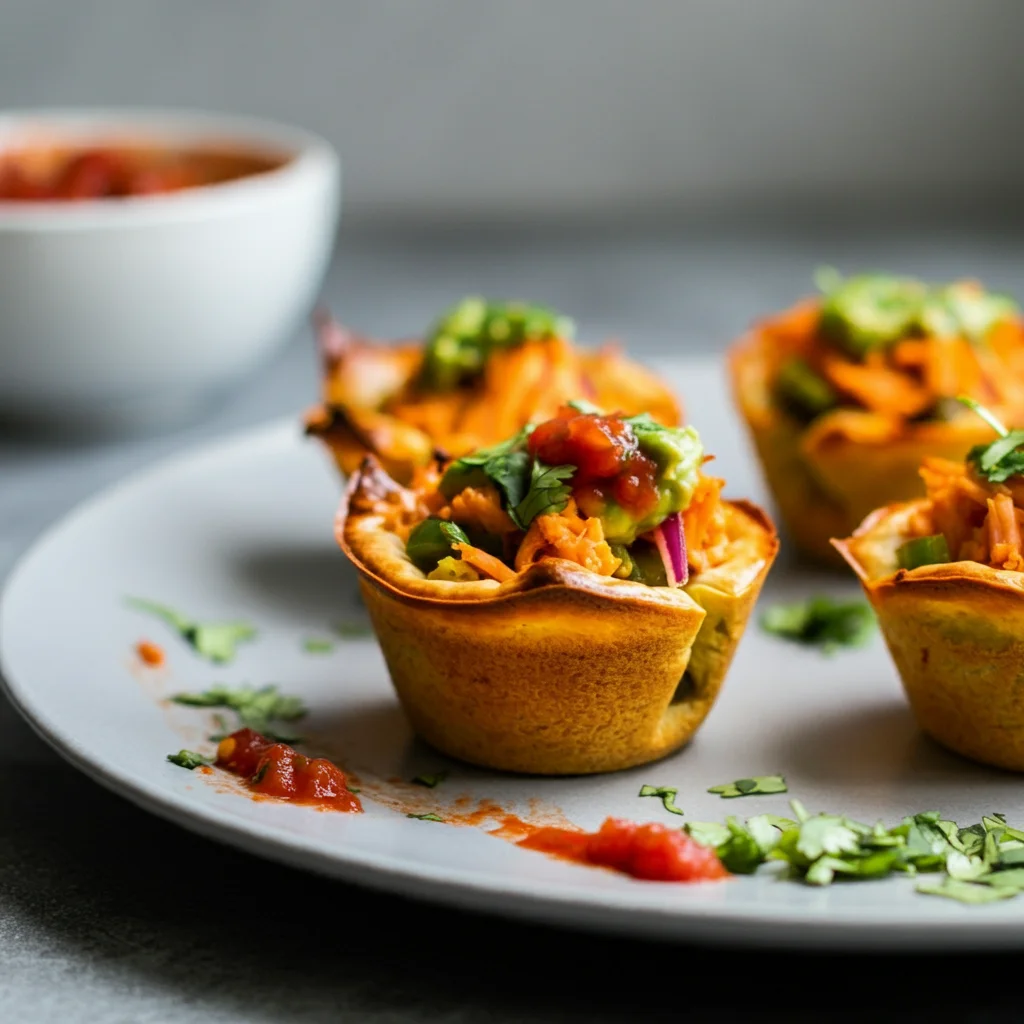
[835,503,1024,772]
[729,322,1003,567]
[336,458,778,775]
[307,313,681,485]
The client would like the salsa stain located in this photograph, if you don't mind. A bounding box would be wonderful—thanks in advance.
[215,728,362,812]
[518,817,729,883]
[135,640,165,667]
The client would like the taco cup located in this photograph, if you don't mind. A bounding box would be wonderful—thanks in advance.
[336,405,777,775]
[834,403,1024,771]
[730,271,1024,566]
[306,297,681,484]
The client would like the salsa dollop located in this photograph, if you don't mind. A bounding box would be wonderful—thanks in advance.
[519,816,729,882]
[215,728,362,812]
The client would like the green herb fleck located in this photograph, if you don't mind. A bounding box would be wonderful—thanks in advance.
[916,878,1018,904]
[959,396,1024,484]
[251,761,270,785]
[407,812,445,822]
[333,620,373,638]
[708,775,788,799]
[412,772,448,788]
[511,462,575,529]
[127,597,256,664]
[684,801,1024,900]
[760,596,875,653]
[419,298,574,390]
[638,784,685,816]
[167,749,212,770]
[302,637,335,654]
[171,684,306,742]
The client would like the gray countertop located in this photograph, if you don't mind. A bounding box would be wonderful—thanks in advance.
[3,222,1024,1022]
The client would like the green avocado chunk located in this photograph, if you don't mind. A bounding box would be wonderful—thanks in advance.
[419,297,575,390]
[775,358,838,422]
[406,518,470,573]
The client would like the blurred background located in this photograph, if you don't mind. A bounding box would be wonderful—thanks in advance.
[5,0,1024,350]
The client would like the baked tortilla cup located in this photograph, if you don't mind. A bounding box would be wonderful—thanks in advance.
[835,503,1024,772]
[307,314,681,485]
[730,316,1005,566]
[337,458,777,775]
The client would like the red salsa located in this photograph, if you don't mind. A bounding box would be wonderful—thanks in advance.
[519,816,728,882]
[215,728,362,812]
[0,144,286,202]
[527,409,660,520]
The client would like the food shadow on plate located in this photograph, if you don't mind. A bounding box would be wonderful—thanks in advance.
[768,697,1015,788]
[227,539,368,621]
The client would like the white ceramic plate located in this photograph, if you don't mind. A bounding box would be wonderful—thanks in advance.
[3,357,1023,950]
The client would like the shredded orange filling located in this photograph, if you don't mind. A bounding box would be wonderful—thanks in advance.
[316,326,680,473]
[453,542,517,582]
[912,458,1024,571]
[760,299,1024,426]
[515,498,621,576]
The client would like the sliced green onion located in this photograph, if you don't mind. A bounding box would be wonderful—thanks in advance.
[775,358,838,422]
[896,534,951,571]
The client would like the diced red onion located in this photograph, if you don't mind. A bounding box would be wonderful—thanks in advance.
[652,512,689,587]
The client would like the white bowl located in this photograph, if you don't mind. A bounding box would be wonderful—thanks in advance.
[0,108,340,431]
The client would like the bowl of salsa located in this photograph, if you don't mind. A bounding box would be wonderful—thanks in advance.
[0,109,340,430]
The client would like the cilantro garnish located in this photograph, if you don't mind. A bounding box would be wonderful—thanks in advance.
[511,462,574,529]
[708,775,788,799]
[760,596,875,653]
[915,879,1017,904]
[638,784,684,816]
[685,801,1024,901]
[412,772,448,788]
[171,684,306,742]
[167,749,212,770]
[407,812,445,822]
[126,597,256,664]
[333,620,373,638]
[302,637,335,654]
[959,396,1024,483]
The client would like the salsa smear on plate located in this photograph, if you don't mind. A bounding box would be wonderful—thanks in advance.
[215,728,362,812]
[520,818,728,882]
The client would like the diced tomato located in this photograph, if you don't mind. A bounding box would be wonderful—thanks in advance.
[527,408,660,517]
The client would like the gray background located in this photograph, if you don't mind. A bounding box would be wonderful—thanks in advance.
[4,0,1024,225]
[4,3,1024,1020]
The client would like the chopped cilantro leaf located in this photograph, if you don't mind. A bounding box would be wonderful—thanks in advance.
[302,637,335,654]
[959,396,1024,483]
[916,878,1017,904]
[407,812,444,822]
[760,596,875,653]
[167,749,212,770]
[708,775,788,799]
[511,462,575,529]
[684,801,1024,900]
[171,684,306,741]
[638,784,684,816]
[126,597,256,664]
[412,772,448,788]
[333,620,373,638]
